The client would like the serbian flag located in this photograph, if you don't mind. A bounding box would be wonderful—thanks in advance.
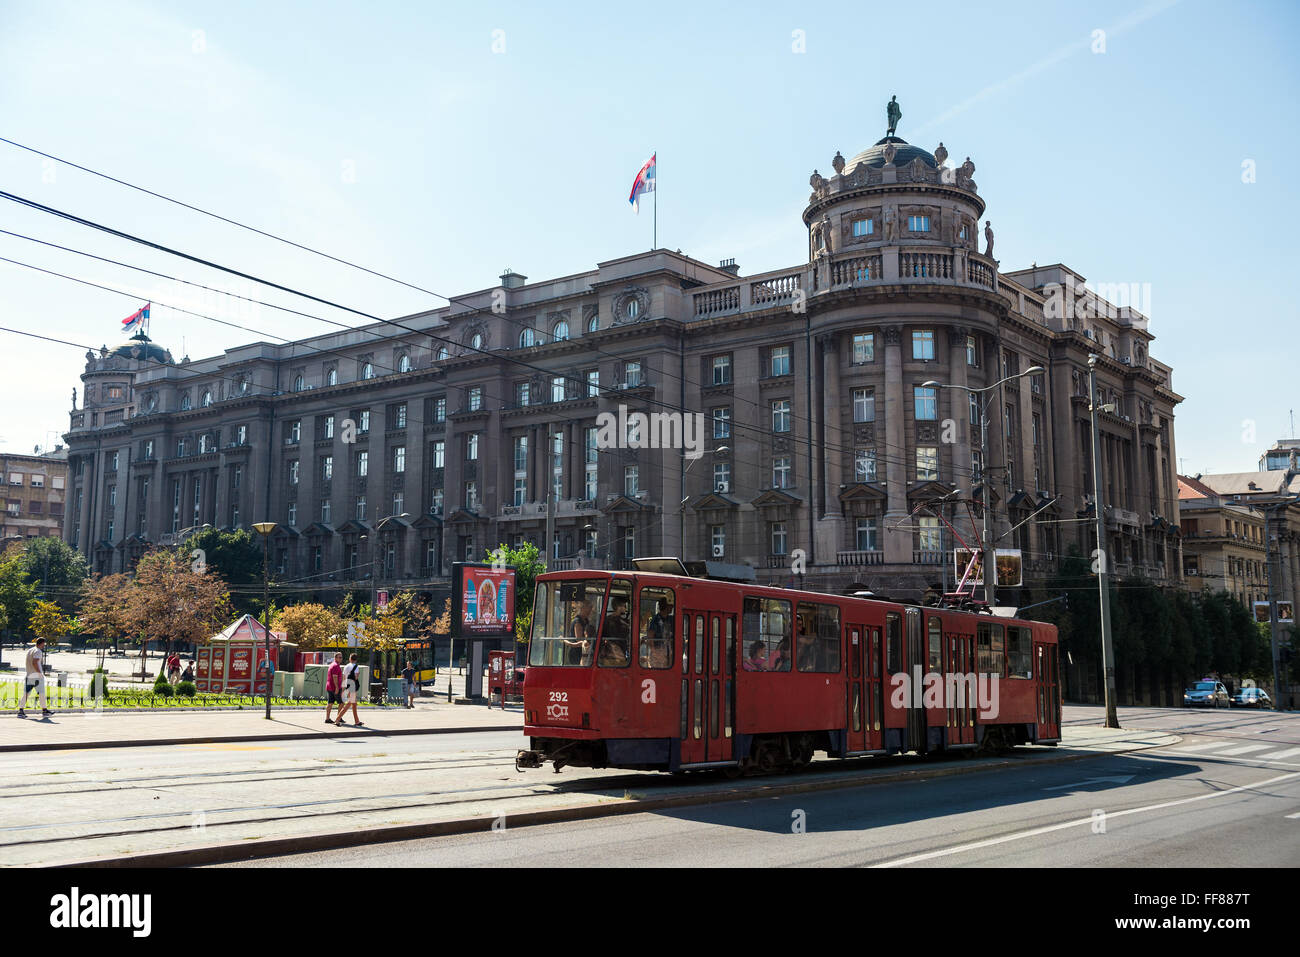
[628,153,656,213]
[121,302,150,334]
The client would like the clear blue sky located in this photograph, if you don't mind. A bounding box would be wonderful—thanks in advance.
[1,0,1296,474]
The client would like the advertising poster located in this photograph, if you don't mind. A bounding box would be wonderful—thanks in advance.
[227,646,252,693]
[952,548,1023,587]
[452,563,517,638]
[195,647,212,693]
[953,548,984,586]
[1254,601,1296,624]
[254,646,273,695]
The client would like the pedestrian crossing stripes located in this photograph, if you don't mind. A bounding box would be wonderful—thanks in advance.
[1162,741,1300,763]
[1214,744,1273,756]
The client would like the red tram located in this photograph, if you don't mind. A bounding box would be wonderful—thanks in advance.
[517,561,1061,774]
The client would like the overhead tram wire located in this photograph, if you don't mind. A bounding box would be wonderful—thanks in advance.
[0,138,959,469]
[0,192,964,481]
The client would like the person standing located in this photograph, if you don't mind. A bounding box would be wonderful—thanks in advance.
[336,653,364,727]
[402,658,417,709]
[167,651,182,686]
[325,651,344,724]
[18,638,51,719]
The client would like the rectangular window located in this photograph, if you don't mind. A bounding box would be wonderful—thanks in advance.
[434,397,446,421]
[912,330,935,360]
[966,335,980,367]
[712,407,732,439]
[286,421,301,444]
[742,596,792,671]
[288,461,299,485]
[287,502,297,526]
[771,522,788,556]
[772,456,792,489]
[358,410,370,433]
[321,456,333,482]
[969,393,980,430]
[433,441,444,469]
[853,387,875,423]
[355,495,366,520]
[468,387,482,411]
[914,385,937,420]
[711,525,726,556]
[551,376,566,403]
[320,499,331,524]
[711,355,732,385]
[586,369,599,398]
[855,517,878,551]
[431,488,443,514]
[638,585,676,670]
[916,447,939,481]
[393,446,406,473]
[918,516,941,552]
[770,345,791,377]
[713,462,731,493]
[323,415,334,440]
[771,399,791,433]
[1032,412,1042,448]
[464,482,478,509]
[852,333,875,364]
[908,215,930,232]
[855,448,877,482]
[795,602,841,673]
[356,450,368,477]
[624,466,639,496]
[466,433,478,461]
[623,361,642,388]
[393,491,404,516]
[395,404,407,429]
[852,218,873,237]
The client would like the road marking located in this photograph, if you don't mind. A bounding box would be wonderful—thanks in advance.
[1042,775,1134,791]
[1165,741,1226,752]
[1266,748,1300,762]
[873,770,1300,868]
[1215,744,1272,756]
[1286,812,1300,820]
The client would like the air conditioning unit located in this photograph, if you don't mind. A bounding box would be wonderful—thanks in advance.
[716,482,730,493]
[1120,356,1131,365]
[712,545,725,558]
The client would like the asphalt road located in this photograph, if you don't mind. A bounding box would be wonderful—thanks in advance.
[226,734,1300,868]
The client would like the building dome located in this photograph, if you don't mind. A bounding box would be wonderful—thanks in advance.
[110,334,171,364]
[843,136,937,173]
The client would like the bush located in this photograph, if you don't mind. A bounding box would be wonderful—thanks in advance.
[155,683,174,699]
[176,681,196,697]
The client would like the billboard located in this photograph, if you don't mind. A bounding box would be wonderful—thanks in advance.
[1254,601,1295,624]
[953,548,1023,587]
[452,562,517,638]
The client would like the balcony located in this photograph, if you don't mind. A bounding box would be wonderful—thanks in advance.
[836,549,884,566]
[913,550,944,565]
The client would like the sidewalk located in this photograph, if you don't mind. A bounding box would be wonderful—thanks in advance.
[0,699,523,752]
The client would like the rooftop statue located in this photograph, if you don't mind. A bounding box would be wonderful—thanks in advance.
[886,95,901,137]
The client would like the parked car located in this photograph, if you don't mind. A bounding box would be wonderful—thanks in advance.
[1184,679,1231,708]
[1231,687,1271,708]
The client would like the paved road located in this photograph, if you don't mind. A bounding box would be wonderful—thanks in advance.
[228,730,1300,868]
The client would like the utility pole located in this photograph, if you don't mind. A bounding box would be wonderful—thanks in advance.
[1087,356,1119,729]
[1263,497,1298,710]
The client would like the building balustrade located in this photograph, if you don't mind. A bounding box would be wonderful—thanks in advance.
[836,549,884,566]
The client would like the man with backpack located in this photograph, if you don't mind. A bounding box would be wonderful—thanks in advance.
[18,638,51,719]
[335,653,364,727]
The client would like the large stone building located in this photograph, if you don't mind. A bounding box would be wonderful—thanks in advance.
[62,113,1184,604]
[1,448,69,545]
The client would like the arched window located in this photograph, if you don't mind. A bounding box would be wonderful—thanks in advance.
[326,368,337,386]
[519,328,535,348]
[587,314,599,333]
[470,333,484,350]
[626,299,639,320]
[146,393,157,412]
[436,346,449,361]
[201,390,213,407]
[180,393,191,411]
[239,377,249,394]
[552,320,569,341]
[398,353,411,373]
[293,375,304,392]
[361,361,374,380]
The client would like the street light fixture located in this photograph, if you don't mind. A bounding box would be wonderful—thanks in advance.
[1084,355,1120,728]
[251,521,277,720]
[922,367,1042,607]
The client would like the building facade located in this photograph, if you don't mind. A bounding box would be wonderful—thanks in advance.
[1,448,69,545]
[62,121,1184,603]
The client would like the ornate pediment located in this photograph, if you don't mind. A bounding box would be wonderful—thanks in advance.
[752,489,802,509]
[446,508,482,525]
[601,494,651,514]
[691,492,739,511]
[412,513,443,530]
[337,519,371,535]
[838,483,886,504]
[303,522,336,538]
[907,480,955,501]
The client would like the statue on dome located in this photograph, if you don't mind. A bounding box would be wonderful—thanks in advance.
[886,95,902,137]
[984,221,995,259]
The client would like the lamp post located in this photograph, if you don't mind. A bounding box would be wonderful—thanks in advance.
[922,367,1042,607]
[679,446,729,560]
[1086,355,1119,729]
[251,521,277,719]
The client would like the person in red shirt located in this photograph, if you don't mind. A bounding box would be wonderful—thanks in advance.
[167,651,181,686]
[325,652,344,724]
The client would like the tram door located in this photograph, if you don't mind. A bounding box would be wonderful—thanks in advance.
[949,631,976,747]
[867,625,884,751]
[846,625,866,753]
[904,608,926,754]
[680,610,735,765]
[1036,641,1060,741]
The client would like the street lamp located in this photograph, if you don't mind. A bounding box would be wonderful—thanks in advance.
[1086,355,1119,729]
[251,521,277,720]
[922,367,1042,607]
[371,513,411,612]
[680,446,729,560]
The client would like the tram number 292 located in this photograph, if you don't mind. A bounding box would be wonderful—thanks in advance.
[548,692,569,703]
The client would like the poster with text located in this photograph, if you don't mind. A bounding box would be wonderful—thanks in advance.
[453,563,517,638]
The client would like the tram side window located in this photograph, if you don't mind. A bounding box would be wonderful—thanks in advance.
[976,623,1006,675]
[637,586,676,670]
[886,612,903,674]
[742,596,792,671]
[528,580,606,667]
[598,580,633,668]
[1006,626,1032,678]
[927,618,943,672]
[795,602,841,673]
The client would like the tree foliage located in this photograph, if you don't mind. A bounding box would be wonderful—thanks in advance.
[0,548,36,638]
[29,599,73,641]
[11,537,88,614]
[184,527,265,616]
[129,549,234,653]
[485,541,545,644]
[272,602,344,649]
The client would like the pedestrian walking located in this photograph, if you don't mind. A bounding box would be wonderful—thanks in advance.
[402,658,417,709]
[336,653,364,727]
[167,651,182,686]
[325,651,344,724]
[18,638,51,719]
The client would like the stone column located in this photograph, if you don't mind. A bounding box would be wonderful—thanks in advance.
[947,327,971,487]
[883,325,910,564]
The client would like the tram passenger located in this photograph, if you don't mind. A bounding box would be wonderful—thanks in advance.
[639,599,674,668]
[743,641,767,671]
[598,597,631,667]
[796,613,818,671]
[769,637,792,672]
[562,600,595,665]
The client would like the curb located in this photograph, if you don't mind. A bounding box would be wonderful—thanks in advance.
[55,733,1177,868]
[0,723,521,753]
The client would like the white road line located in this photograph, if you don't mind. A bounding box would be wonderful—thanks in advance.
[872,770,1300,868]
[1215,744,1273,756]
[1266,748,1300,762]
[1166,741,1228,752]
[1286,812,1300,820]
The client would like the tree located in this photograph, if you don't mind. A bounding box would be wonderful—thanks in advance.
[78,573,135,669]
[183,527,265,616]
[29,599,72,643]
[359,607,406,652]
[0,548,36,641]
[12,537,88,614]
[272,603,344,650]
[485,541,545,645]
[126,549,234,666]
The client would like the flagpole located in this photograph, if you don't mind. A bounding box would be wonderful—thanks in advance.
[653,150,657,251]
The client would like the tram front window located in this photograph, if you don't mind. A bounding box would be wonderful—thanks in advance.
[529,580,606,667]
